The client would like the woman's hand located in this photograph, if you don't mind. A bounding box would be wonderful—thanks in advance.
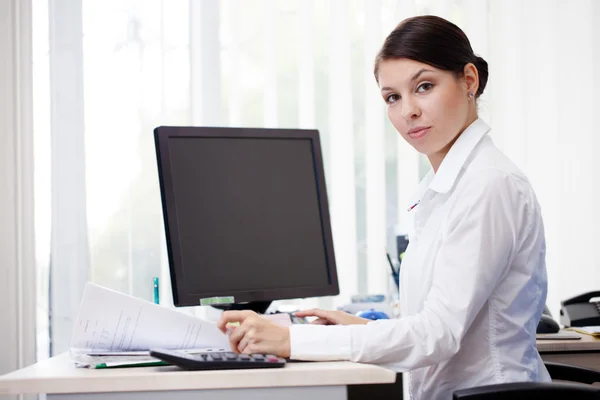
[217,311,291,357]
[294,308,370,326]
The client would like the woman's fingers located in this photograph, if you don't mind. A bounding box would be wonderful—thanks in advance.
[294,308,334,321]
[295,309,370,326]
[237,332,252,354]
[217,310,257,333]
[310,318,331,325]
[228,325,247,353]
[223,316,291,357]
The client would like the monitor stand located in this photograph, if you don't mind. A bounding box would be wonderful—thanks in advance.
[212,301,272,315]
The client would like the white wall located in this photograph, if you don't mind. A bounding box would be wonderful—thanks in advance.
[0,0,37,381]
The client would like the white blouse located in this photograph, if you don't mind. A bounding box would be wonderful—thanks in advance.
[289,118,551,399]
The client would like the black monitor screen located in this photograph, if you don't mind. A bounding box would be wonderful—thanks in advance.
[154,127,339,307]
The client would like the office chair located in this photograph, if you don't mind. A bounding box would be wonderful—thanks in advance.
[453,362,600,400]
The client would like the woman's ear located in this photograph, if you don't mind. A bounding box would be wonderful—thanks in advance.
[463,63,479,97]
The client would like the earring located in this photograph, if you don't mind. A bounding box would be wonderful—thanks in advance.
[468,92,474,99]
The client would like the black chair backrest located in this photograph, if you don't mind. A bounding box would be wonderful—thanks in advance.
[453,382,600,400]
[545,361,600,384]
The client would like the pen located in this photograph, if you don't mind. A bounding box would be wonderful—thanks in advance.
[407,200,420,212]
[153,277,160,304]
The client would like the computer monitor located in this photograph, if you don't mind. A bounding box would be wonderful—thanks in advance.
[154,126,339,312]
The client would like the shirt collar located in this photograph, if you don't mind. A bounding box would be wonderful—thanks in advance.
[428,118,491,194]
[406,118,490,211]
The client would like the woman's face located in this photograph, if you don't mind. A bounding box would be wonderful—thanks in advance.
[378,58,475,163]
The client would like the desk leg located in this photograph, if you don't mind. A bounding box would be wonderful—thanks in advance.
[48,386,347,400]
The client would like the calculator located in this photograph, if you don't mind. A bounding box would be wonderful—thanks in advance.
[149,349,286,370]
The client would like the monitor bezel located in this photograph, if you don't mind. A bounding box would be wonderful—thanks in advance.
[154,126,340,307]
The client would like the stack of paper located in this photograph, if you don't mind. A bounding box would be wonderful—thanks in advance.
[566,326,600,338]
[70,283,230,368]
[74,351,168,369]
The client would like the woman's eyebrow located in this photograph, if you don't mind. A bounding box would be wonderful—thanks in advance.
[410,68,435,82]
[380,68,435,92]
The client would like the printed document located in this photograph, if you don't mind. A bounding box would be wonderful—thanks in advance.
[70,283,230,367]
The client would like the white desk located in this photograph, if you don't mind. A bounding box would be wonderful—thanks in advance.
[3,336,595,400]
[0,353,396,400]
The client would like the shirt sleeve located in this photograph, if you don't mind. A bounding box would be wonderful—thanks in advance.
[290,324,352,360]
[289,169,530,368]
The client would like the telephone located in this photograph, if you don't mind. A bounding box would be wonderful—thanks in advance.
[559,291,600,327]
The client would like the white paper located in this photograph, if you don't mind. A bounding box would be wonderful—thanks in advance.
[70,283,230,354]
[579,326,600,334]
[85,348,228,357]
[75,348,229,368]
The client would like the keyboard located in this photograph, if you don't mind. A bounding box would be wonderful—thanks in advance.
[149,349,286,370]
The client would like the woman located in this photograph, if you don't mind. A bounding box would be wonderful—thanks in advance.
[217,15,550,399]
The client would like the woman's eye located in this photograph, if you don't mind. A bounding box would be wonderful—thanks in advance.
[386,94,400,104]
[417,82,433,93]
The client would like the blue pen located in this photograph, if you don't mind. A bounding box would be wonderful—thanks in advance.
[153,277,160,304]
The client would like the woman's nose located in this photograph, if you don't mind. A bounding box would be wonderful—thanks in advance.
[401,98,420,120]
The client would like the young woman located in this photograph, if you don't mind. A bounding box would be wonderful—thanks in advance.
[217,15,550,399]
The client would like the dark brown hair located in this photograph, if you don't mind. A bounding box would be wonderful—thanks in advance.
[374,15,488,98]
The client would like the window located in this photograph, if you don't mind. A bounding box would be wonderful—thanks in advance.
[34,0,433,358]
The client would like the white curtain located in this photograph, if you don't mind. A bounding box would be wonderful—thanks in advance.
[1,0,37,378]
[33,0,600,358]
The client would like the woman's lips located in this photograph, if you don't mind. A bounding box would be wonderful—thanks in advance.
[407,126,430,139]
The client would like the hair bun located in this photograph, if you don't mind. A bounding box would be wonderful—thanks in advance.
[474,56,489,97]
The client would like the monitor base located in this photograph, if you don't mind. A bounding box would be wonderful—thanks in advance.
[211,301,272,314]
